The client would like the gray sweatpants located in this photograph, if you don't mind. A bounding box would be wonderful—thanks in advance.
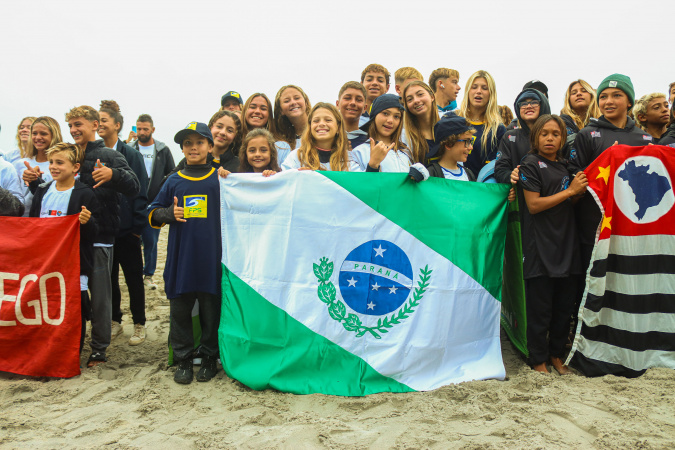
[89,246,113,354]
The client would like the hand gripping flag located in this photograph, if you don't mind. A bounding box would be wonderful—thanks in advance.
[0,215,81,378]
[218,170,511,396]
[567,145,675,377]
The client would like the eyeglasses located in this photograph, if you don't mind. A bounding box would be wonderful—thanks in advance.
[457,136,476,149]
[518,100,540,109]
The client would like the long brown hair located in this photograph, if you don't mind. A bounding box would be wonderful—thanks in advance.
[297,103,350,171]
[208,110,242,156]
[402,80,439,163]
[273,85,312,150]
[241,93,275,138]
[238,128,281,173]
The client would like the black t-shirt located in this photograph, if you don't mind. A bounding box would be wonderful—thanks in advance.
[519,154,580,278]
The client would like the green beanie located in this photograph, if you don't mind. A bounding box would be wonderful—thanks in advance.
[597,74,635,109]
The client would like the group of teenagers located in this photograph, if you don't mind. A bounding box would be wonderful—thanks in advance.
[1,63,673,385]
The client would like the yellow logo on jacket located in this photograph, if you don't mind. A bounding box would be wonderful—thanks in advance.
[184,195,207,218]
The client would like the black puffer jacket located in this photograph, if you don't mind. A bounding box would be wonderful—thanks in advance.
[659,123,675,146]
[79,140,140,244]
[116,139,148,236]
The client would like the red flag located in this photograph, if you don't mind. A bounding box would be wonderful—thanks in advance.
[0,215,81,378]
[584,145,675,239]
[568,145,675,377]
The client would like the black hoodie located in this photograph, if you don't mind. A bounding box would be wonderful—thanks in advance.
[494,89,553,279]
[571,116,654,258]
[494,88,551,184]
[569,116,653,174]
[659,123,675,146]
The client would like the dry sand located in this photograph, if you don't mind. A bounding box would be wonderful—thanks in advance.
[2,229,674,449]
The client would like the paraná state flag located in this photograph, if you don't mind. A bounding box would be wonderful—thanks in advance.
[218,170,511,396]
[0,215,81,378]
[567,145,675,376]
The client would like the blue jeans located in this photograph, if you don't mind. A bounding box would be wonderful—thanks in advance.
[141,224,161,276]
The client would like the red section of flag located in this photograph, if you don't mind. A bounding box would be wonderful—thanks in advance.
[0,215,81,378]
[584,145,675,240]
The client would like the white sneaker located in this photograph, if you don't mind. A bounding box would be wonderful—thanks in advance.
[111,321,123,340]
[143,276,157,290]
[129,324,146,346]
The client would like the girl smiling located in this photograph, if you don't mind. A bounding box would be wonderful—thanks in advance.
[351,94,412,172]
[281,103,350,171]
[274,85,311,164]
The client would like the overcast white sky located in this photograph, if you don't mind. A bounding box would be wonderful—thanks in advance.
[1,0,672,161]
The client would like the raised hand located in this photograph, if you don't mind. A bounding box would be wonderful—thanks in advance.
[92,159,113,188]
[368,138,395,170]
[79,206,91,224]
[22,160,43,185]
[173,196,186,222]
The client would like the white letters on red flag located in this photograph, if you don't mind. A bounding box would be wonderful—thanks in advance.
[0,215,81,378]
[567,145,675,376]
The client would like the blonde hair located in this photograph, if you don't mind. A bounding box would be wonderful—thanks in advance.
[395,67,423,84]
[65,105,99,123]
[238,128,280,173]
[273,85,312,150]
[26,116,63,159]
[458,70,502,156]
[633,93,667,130]
[46,142,84,165]
[428,68,460,93]
[402,81,439,163]
[560,80,601,131]
[15,117,36,158]
[297,103,351,171]
[241,93,275,138]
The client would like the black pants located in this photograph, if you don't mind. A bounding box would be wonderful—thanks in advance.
[169,292,221,362]
[80,290,91,354]
[111,233,146,325]
[526,275,577,365]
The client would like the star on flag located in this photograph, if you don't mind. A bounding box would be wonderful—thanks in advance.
[373,245,386,258]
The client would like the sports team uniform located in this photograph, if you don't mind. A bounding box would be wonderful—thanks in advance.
[518,153,581,366]
[149,165,221,363]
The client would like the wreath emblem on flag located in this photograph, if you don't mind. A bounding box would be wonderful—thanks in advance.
[313,240,432,339]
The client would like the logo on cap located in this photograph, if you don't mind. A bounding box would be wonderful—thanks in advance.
[186,122,197,131]
[609,81,618,87]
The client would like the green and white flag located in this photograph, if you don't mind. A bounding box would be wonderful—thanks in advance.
[219,170,510,396]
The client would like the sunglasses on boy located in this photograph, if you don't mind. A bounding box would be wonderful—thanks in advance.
[518,99,540,109]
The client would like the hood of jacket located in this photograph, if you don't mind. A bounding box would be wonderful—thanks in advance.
[513,88,551,135]
[589,116,638,132]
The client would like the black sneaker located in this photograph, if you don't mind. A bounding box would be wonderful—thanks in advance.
[196,355,218,382]
[174,359,193,384]
[87,352,107,368]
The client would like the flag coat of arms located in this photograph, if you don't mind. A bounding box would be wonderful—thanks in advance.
[219,171,511,396]
[567,145,675,376]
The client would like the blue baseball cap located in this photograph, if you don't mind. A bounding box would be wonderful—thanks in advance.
[428,115,473,159]
[359,94,405,132]
[174,122,214,147]
[221,91,243,106]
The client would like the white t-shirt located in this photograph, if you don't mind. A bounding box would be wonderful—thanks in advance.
[39,182,73,217]
[14,158,53,216]
[138,143,155,177]
[441,164,470,181]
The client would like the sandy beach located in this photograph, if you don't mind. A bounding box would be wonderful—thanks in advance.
[2,229,674,449]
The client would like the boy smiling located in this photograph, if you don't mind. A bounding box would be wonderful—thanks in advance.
[148,122,222,384]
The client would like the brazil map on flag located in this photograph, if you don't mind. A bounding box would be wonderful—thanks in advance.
[218,170,511,396]
[567,145,675,377]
